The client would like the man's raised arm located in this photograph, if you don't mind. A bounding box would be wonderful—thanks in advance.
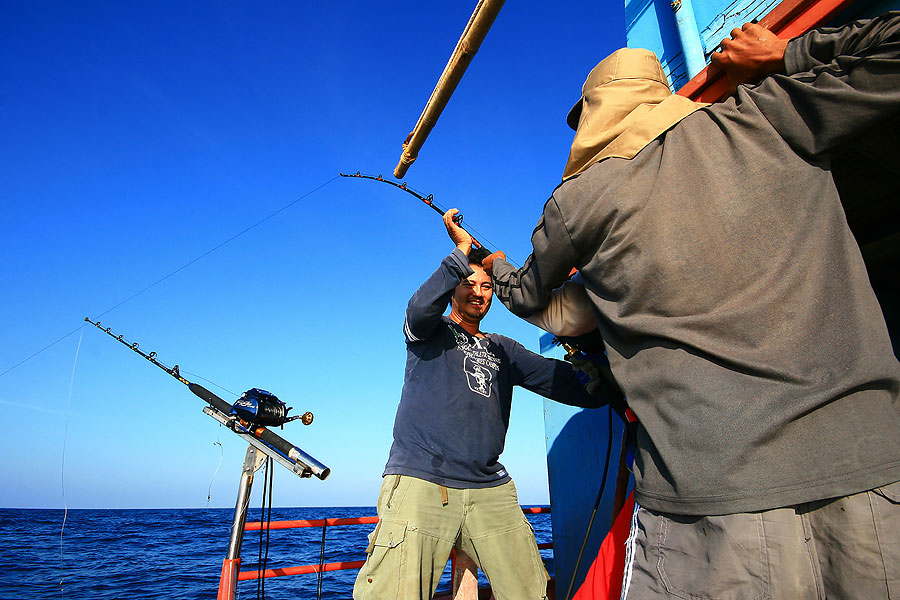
[489,197,580,318]
[719,13,900,156]
[403,249,473,343]
[404,208,477,343]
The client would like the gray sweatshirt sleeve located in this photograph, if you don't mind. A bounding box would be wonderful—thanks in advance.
[785,11,900,74]
[743,12,900,157]
[491,197,581,318]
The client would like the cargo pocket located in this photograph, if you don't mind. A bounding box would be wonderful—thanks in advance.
[521,515,552,587]
[655,511,768,600]
[364,518,408,585]
[873,479,900,503]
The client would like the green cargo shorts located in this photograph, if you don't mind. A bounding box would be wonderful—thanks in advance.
[353,475,549,600]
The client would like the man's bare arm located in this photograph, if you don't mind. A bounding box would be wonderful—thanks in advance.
[443,208,472,255]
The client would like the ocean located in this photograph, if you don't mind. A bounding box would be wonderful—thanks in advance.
[2,506,554,600]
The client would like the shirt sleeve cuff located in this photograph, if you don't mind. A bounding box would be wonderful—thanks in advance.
[448,248,475,277]
[783,37,806,76]
[491,256,515,281]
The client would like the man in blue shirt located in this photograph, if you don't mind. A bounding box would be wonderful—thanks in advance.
[353,209,610,600]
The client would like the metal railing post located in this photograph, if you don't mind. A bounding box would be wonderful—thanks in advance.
[671,0,707,78]
[217,445,266,600]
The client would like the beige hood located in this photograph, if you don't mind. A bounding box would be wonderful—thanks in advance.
[563,48,708,179]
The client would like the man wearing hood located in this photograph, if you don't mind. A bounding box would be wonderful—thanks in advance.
[487,14,900,599]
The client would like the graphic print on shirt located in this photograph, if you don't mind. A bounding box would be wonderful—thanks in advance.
[451,327,501,398]
[464,358,493,396]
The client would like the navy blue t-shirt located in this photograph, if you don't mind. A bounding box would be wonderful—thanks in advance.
[383,249,603,488]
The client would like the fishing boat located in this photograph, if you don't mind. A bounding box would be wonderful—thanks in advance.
[4,0,896,598]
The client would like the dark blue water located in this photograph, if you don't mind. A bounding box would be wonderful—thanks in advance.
[1,507,554,600]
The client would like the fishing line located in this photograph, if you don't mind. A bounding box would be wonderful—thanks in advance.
[94,174,339,321]
[456,220,519,268]
[207,437,224,507]
[180,370,238,501]
[182,369,238,398]
[0,175,340,380]
[340,172,520,266]
[59,326,84,598]
[1,327,86,381]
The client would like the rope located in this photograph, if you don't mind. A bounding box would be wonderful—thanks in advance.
[263,460,274,597]
[257,459,266,600]
[564,404,615,600]
[256,458,274,600]
[59,327,84,598]
[0,175,339,380]
[256,458,268,599]
[316,523,328,599]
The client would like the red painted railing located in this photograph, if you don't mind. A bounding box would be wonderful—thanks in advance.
[236,506,552,583]
[677,0,858,101]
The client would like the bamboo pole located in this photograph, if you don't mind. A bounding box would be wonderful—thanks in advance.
[393,0,505,178]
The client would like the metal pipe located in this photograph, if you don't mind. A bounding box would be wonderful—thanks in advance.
[225,446,265,561]
[671,0,707,79]
[217,445,266,599]
[393,0,505,178]
[244,507,548,531]
[202,407,331,480]
[238,560,368,581]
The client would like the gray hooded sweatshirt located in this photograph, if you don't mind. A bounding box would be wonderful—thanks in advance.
[492,14,900,515]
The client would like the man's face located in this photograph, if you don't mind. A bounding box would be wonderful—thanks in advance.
[451,264,493,324]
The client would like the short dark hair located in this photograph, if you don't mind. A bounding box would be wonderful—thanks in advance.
[467,246,490,266]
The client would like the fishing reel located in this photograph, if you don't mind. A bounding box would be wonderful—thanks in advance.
[230,388,313,428]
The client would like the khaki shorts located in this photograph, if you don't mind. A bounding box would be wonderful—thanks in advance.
[353,475,549,600]
[622,480,900,600]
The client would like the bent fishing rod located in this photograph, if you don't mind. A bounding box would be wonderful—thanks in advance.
[84,317,329,480]
[340,171,498,255]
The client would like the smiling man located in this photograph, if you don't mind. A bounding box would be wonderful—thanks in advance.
[353,210,613,600]
[448,252,492,324]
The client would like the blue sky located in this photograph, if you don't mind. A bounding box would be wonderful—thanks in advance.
[0,1,624,508]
